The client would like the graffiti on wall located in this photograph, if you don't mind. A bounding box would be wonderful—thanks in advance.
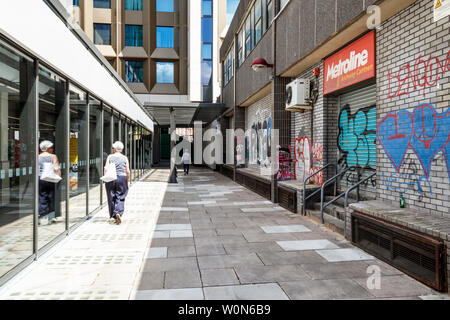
[377,103,450,193]
[338,105,377,169]
[277,146,293,181]
[388,50,450,99]
[249,115,272,168]
[294,135,324,185]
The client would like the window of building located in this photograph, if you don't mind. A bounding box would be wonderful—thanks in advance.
[279,0,288,12]
[202,43,212,60]
[267,0,273,29]
[125,60,143,82]
[93,0,111,9]
[201,61,212,86]
[202,17,213,43]
[202,0,212,16]
[156,62,174,83]
[156,26,174,48]
[93,23,111,45]
[125,25,143,47]
[125,0,143,11]
[156,0,173,12]
[223,48,234,86]
[244,13,252,57]
[254,0,262,44]
[237,29,243,67]
[73,0,79,6]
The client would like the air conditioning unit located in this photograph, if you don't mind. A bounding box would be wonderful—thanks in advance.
[285,78,312,112]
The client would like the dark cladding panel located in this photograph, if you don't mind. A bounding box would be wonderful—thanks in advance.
[315,0,337,45]
[299,0,316,58]
[337,0,364,30]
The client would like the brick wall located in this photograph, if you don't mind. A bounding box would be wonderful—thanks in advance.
[377,0,450,217]
[290,63,328,185]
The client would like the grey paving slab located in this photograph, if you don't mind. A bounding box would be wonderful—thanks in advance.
[316,248,375,262]
[277,239,340,251]
[150,238,195,247]
[261,225,311,234]
[155,224,192,231]
[152,231,170,238]
[167,245,196,258]
[352,275,435,298]
[170,230,194,238]
[203,283,289,300]
[300,261,380,280]
[195,243,226,256]
[223,242,284,255]
[134,288,204,300]
[257,251,327,266]
[197,253,264,269]
[164,269,202,289]
[243,233,298,243]
[142,257,198,273]
[279,279,374,300]
[234,264,311,284]
[146,247,168,259]
[136,272,165,290]
[200,269,240,286]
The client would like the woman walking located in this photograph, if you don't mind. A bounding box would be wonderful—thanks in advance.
[38,140,61,225]
[104,141,130,224]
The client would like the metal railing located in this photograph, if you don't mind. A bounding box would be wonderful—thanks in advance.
[302,164,336,215]
[319,167,354,223]
[344,171,377,238]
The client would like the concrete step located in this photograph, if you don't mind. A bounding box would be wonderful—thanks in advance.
[312,202,346,221]
[307,210,344,236]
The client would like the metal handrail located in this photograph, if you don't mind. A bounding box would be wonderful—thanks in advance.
[344,171,377,238]
[302,163,336,215]
[320,167,352,223]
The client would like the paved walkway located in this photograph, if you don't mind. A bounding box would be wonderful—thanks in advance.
[0,168,448,300]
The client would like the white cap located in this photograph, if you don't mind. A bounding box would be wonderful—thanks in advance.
[39,140,54,152]
[112,141,124,152]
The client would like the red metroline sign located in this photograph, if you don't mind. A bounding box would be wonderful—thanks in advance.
[323,30,376,95]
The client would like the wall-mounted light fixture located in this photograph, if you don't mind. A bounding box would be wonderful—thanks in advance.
[250,57,274,72]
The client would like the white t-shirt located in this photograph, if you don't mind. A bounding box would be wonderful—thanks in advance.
[181,152,191,164]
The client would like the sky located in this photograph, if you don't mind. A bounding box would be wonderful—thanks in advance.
[227,0,240,24]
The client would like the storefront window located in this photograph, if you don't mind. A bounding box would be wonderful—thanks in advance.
[121,116,127,155]
[0,42,35,277]
[89,97,102,213]
[113,112,120,143]
[38,66,68,248]
[68,84,88,227]
[102,107,112,204]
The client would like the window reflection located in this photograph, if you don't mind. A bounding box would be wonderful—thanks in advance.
[68,84,88,226]
[102,107,112,204]
[0,42,35,277]
[89,97,102,213]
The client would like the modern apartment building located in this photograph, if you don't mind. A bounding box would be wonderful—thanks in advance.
[70,0,228,166]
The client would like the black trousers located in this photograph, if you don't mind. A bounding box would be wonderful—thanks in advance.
[39,179,55,217]
[183,164,190,174]
[105,176,129,218]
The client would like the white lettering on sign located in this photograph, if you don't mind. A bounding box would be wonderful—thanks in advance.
[1,170,4,179]
[327,50,369,82]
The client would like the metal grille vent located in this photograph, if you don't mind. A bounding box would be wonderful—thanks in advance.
[352,212,447,292]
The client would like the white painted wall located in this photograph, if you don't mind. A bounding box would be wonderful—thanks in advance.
[0,0,153,132]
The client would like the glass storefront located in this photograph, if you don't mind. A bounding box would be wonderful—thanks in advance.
[38,66,67,249]
[0,42,35,277]
[68,84,88,227]
[0,38,152,284]
[89,97,102,213]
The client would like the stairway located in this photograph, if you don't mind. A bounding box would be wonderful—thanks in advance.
[305,191,362,235]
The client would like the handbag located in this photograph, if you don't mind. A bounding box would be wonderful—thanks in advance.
[41,162,62,183]
[101,160,117,182]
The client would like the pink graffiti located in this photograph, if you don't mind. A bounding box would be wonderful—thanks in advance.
[388,50,450,99]
[294,136,323,186]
